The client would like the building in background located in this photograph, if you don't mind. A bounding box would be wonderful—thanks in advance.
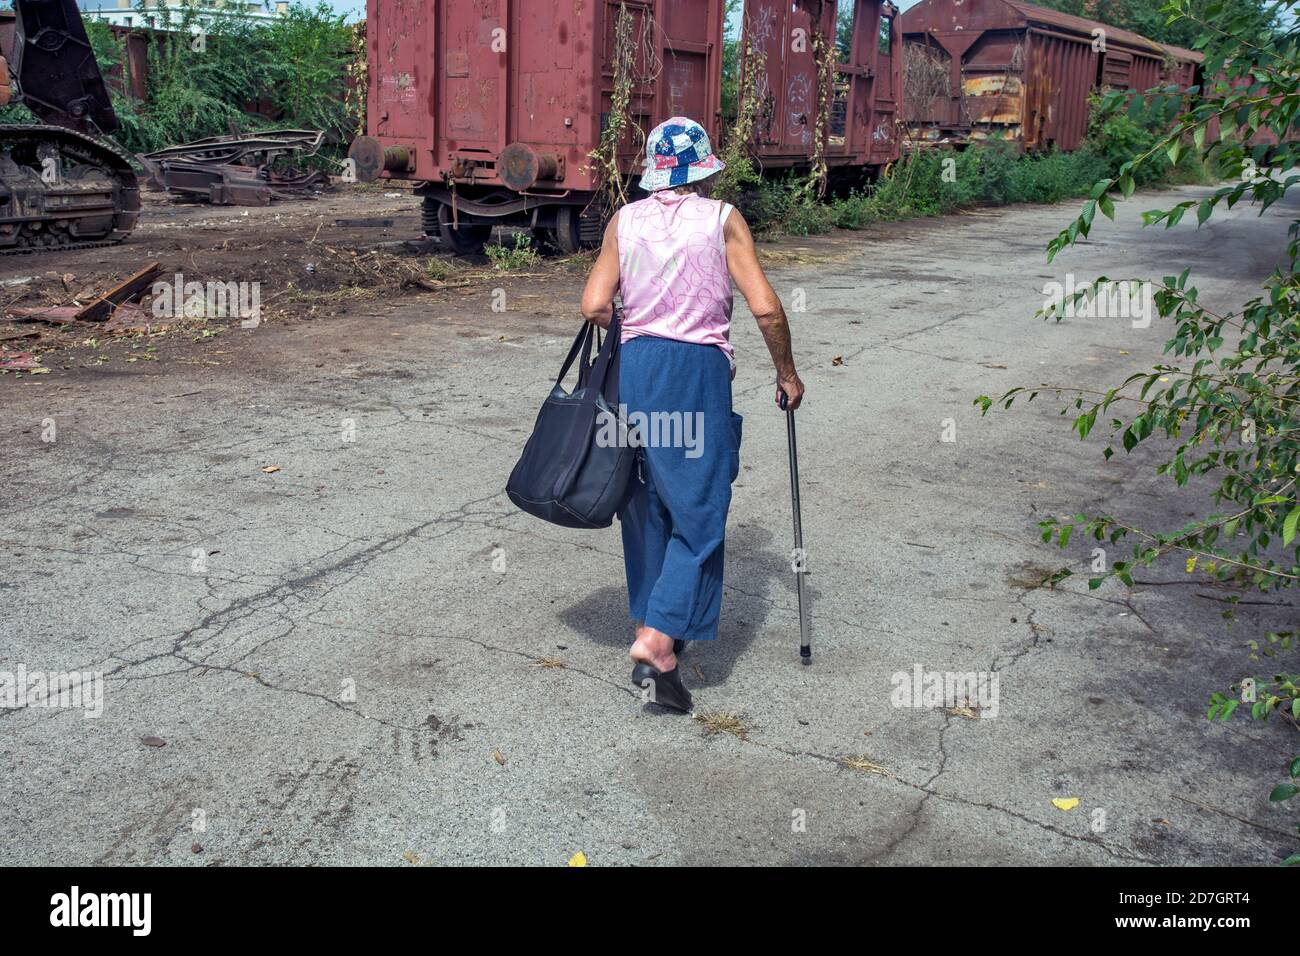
[78,0,290,29]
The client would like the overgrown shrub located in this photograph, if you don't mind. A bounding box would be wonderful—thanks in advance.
[728,179,791,236]
[1085,90,1211,187]
[55,1,355,158]
[262,4,352,137]
[783,198,838,236]
[486,233,541,271]
[719,0,744,131]
[822,145,1113,233]
[831,190,878,229]
[1004,149,1112,203]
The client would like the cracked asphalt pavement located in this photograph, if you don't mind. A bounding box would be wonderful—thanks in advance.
[2,183,1297,865]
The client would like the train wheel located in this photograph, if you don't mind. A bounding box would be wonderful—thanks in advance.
[436,203,491,256]
[554,206,583,255]
[530,227,560,252]
[552,206,605,254]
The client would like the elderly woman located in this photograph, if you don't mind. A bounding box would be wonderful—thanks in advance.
[580,117,804,712]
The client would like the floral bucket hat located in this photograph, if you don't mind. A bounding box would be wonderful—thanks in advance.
[639,116,726,193]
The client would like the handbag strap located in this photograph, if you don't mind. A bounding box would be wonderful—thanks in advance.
[587,308,622,403]
[552,309,625,501]
[557,312,621,398]
[555,320,596,390]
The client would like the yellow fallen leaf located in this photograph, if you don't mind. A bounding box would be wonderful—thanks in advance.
[261,465,280,474]
[492,749,506,765]
[1186,555,1198,573]
[568,851,587,867]
[1052,797,1080,811]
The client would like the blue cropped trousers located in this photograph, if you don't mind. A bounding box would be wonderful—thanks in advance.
[617,337,742,642]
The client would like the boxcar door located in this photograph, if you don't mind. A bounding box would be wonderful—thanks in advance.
[656,0,720,136]
[369,0,433,146]
[442,0,507,159]
[834,0,870,162]
[1098,49,1133,89]
[742,0,825,162]
[515,0,577,149]
[867,2,899,166]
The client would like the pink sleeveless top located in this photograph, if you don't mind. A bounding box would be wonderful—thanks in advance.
[617,192,735,375]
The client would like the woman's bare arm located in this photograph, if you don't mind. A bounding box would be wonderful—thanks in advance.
[723,209,805,409]
[579,213,621,329]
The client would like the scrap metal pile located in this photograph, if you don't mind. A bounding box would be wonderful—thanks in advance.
[138,130,331,207]
[6,260,163,329]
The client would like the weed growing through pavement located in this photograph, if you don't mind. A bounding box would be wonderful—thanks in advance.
[694,710,749,740]
[839,755,892,777]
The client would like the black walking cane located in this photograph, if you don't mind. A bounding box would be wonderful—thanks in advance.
[779,390,811,664]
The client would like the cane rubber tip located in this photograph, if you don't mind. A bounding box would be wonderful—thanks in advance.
[800,647,811,664]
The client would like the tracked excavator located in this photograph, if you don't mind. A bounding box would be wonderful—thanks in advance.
[0,0,138,252]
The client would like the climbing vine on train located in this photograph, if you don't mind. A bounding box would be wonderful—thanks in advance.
[587,2,660,216]
[715,24,768,204]
[795,25,836,201]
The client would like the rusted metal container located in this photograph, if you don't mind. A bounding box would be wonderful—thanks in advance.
[900,0,1201,151]
[1203,71,1280,149]
[351,0,726,253]
[739,0,903,176]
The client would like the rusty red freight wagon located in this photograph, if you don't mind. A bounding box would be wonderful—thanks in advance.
[739,0,903,177]
[900,0,1201,152]
[349,0,725,254]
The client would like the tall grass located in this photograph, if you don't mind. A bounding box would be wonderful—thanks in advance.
[830,146,1114,230]
[721,146,1114,239]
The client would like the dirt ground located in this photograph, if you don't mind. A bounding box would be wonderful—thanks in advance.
[0,184,616,376]
[0,184,868,381]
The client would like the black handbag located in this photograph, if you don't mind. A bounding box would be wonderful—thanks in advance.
[506,313,637,529]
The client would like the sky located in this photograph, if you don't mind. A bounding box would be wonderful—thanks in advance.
[78,0,923,27]
[293,0,930,23]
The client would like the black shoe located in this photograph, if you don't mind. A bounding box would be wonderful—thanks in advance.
[631,662,693,713]
[673,639,686,656]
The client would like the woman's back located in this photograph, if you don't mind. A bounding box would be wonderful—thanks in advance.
[576,114,804,712]
[617,190,735,370]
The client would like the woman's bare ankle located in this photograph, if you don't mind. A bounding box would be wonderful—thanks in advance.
[630,626,677,671]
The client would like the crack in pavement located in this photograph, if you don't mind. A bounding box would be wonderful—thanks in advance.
[0,490,517,734]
